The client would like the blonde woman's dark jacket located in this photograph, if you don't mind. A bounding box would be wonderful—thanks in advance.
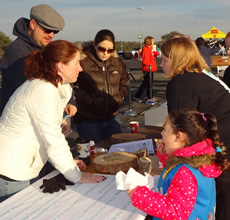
[73,44,129,122]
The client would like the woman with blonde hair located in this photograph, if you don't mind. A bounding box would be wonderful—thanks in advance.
[160,37,230,220]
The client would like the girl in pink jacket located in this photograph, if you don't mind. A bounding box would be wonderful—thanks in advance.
[128,109,228,220]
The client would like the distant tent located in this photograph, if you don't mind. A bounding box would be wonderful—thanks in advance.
[202,27,226,39]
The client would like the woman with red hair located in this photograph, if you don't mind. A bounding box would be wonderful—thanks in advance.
[0,40,105,202]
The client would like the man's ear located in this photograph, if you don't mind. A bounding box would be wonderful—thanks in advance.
[29,19,36,31]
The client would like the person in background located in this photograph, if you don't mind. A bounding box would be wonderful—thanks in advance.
[128,109,227,220]
[0,4,76,116]
[160,37,230,220]
[222,32,230,87]
[0,40,106,202]
[224,32,230,55]
[72,29,129,143]
[133,36,157,104]
[195,37,220,67]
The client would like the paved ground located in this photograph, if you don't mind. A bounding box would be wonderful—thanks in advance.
[118,58,168,128]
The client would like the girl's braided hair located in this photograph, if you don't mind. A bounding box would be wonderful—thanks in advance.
[168,109,228,170]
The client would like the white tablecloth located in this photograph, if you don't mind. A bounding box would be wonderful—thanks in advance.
[0,171,146,220]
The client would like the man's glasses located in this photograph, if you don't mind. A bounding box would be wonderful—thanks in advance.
[37,22,59,34]
[43,28,59,35]
[97,46,115,54]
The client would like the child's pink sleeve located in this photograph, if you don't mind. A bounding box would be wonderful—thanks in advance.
[130,166,198,220]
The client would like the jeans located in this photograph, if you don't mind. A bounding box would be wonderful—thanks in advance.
[76,114,121,144]
[0,176,39,202]
[135,71,154,99]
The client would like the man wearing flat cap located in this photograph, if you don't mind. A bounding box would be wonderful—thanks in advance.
[0,4,75,115]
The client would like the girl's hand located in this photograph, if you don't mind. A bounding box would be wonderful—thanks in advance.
[155,139,166,155]
[127,186,140,198]
[75,159,86,170]
[127,189,133,197]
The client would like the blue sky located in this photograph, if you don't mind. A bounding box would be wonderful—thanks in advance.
[1,0,230,43]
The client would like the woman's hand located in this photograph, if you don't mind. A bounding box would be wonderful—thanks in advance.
[75,159,86,170]
[61,120,71,136]
[65,104,77,117]
[78,173,106,184]
[155,139,166,155]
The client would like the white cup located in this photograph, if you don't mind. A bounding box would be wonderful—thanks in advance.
[76,137,90,166]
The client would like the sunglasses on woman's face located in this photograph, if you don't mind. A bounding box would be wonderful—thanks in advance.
[97,46,115,54]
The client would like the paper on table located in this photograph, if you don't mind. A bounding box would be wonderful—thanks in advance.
[0,171,146,220]
[108,139,154,155]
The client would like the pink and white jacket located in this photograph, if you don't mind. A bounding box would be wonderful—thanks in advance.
[130,139,222,220]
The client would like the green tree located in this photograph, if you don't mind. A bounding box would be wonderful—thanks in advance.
[156,31,185,46]
[0,32,12,56]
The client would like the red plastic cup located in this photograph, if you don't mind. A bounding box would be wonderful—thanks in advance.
[130,121,139,133]
[90,140,95,159]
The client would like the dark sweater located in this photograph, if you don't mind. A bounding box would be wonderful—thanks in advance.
[198,45,219,67]
[167,70,230,154]
[223,66,230,88]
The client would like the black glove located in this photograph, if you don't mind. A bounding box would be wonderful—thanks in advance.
[40,173,74,193]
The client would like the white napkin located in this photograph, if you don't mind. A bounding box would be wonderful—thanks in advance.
[115,168,159,190]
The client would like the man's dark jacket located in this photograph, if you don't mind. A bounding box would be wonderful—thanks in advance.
[0,17,42,113]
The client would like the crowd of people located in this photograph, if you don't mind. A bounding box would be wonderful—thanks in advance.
[1,3,230,220]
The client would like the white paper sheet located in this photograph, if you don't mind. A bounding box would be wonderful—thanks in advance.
[108,139,154,155]
[0,171,146,220]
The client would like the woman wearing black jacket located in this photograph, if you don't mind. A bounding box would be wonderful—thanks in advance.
[73,29,129,143]
[160,37,230,220]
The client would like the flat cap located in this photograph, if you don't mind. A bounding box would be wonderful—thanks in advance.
[30,4,65,31]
